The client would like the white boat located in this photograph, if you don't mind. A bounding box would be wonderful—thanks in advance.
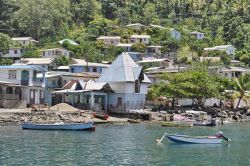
[156,131,230,144]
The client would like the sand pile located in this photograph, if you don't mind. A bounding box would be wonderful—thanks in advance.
[50,103,79,111]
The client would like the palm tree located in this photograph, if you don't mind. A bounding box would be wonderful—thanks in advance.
[232,75,250,109]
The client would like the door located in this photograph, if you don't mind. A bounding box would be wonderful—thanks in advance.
[35,90,39,104]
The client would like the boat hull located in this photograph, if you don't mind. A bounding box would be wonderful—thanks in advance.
[93,112,109,120]
[166,134,222,144]
[22,122,95,131]
[162,122,193,127]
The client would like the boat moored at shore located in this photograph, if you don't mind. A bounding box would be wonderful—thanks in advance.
[22,122,95,131]
[157,131,230,144]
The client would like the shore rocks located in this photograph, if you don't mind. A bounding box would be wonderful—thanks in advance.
[0,111,91,126]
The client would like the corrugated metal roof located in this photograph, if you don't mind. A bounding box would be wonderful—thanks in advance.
[0,65,46,72]
[21,58,54,65]
[98,52,151,83]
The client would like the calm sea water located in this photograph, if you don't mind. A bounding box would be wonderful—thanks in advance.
[0,123,250,166]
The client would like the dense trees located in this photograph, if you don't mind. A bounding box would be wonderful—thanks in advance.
[0,33,12,53]
[0,0,250,64]
[150,70,224,108]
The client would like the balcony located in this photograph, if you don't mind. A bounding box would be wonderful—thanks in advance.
[21,80,29,86]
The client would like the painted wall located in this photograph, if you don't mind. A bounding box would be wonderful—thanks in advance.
[108,82,148,94]
[42,49,70,58]
[69,66,104,73]
[3,48,23,58]
[108,93,146,112]
[130,38,150,45]
[0,68,45,87]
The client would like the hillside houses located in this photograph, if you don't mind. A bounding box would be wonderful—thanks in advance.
[41,48,71,58]
[97,36,121,45]
[189,31,205,39]
[12,37,38,47]
[204,45,236,56]
[70,59,110,74]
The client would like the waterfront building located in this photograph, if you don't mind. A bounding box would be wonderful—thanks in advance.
[51,79,113,111]
[98,52,151,112]
[0,65,46,108]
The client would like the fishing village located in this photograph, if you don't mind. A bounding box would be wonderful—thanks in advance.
[1,0,250,165]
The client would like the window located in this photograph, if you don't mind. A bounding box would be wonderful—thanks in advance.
[8,70,17,79]
[30,90,34,99]
[135,80,141,93]
[52,80,56,86]
[40,90,44,98]
[14,50,18,54]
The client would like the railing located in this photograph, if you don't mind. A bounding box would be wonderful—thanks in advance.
[21,80,29,86]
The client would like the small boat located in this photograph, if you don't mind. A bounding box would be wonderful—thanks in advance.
[162,121,193,127]
[93,112,109,120]
[128,119,141,123]
[156,131,230,144]
[193,120,216,126]
[22,122,95,131]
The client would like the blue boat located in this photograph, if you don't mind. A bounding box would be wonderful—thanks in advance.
[22,122,95,131]
[156,132,230,144]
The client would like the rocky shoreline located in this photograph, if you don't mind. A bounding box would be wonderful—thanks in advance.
[151,107,250,123]
[1,107,250,126]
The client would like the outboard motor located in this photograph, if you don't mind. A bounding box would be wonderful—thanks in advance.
[215,131,224,138]
[216,131,231,142]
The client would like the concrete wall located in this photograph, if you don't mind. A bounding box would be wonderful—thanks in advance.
[109,82,148,94]
[108,93,146,112]
[70,66,104,73]
[3,48,23,58]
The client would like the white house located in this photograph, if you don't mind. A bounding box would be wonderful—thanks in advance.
[97,36,121,45]
[126,23,146,30]
[204,45,236,56]
[190,31,205,39]
[12,37,38,47]
[199,57,221,62]
[130,35,150,45]
[0,65,46,108]
[209,66,250,79]
[41,48,70,58]
[147,45,162,54]
[98,52,151,112]
[2,47,23,59]
[51,80,113,111]
[117,43,133,52]
[70,59,110,74]
[19,58,56,71]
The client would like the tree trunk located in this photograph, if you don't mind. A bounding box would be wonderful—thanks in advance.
[171,98,175,109]
[236,97,242,109]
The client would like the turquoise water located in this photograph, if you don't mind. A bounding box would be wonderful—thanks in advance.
[0,123,250,166]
